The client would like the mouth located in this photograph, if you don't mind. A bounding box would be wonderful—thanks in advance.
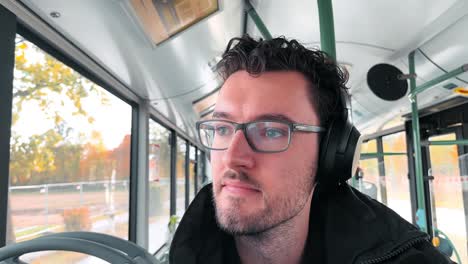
[221,181,261,196]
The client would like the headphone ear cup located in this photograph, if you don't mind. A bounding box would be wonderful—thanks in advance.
[317,118,361,190]
[339,125,361,182]
[317,118,341,189]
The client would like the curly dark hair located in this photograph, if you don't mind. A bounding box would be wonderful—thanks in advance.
[216,35,349,127]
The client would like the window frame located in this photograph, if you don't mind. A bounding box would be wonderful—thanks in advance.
[0,4,17,248]
[6,23,139,244]
[1,1,206,251]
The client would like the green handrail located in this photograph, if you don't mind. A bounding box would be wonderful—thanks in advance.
[360,152,406,159]
[317,0,337,60]
[426,139,468,146]
[411,64,468,98]
[408,54,468,233]
[409,51,428,232]
[244,0,272,40]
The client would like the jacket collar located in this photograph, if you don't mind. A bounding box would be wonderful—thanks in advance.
[317,184,428,263]
[169,183,428,264]
[169,184,226,264]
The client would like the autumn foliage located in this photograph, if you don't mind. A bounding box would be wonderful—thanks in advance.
[10,37,131,186]
[62,207,91,231]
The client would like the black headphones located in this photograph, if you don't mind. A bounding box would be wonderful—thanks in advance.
[316,91,361,190]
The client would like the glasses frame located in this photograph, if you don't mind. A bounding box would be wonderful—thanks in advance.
[196,119,326,153]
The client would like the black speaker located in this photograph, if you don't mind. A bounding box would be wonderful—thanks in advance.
[367,63,408,101]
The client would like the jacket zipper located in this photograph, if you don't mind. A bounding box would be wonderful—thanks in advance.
[359,237,428,264]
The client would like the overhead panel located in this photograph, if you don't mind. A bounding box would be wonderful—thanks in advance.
[192,87,219,118]
[130,0,219,45]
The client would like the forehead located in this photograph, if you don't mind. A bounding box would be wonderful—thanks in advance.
[214,71,318,123]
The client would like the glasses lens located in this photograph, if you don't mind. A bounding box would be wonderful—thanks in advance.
[198,121,234,150]
[246,121,290,152]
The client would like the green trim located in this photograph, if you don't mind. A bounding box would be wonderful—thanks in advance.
[427,139,468,146]
[317,0,336,59]
[360,152,406,159]
[406,56,468,234]
[411,64,468,97]
[244,0,272,40]
[409,51,428,233]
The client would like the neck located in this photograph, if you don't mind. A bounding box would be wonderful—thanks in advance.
[234,190,314,264]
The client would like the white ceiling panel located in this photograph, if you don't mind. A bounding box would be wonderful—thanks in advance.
[14,0,468,137]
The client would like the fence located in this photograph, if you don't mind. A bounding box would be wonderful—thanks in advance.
[8,180,130,241]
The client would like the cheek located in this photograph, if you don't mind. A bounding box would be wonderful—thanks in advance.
[291,135,320,162]
[211,151,223,168]
[258,139,319,187]
[255,155,299,188]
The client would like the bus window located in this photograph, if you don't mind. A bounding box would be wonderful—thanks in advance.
[176,138,187,218]
[359,139,382,201]
[8,35,132,263]
[429,133,467,263]
[382,132,412,222]
[148,120,171,253]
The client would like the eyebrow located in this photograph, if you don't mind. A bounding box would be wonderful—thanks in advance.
[212,111,297,123]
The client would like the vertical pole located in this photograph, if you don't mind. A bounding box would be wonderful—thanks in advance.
[185,142,190,209]
[129,107,139,242]
[194,147,199,195]
[405,122,418,225]
[317,0,336,60]
[134,100,149,247]
[377,138,388,204]
[242,7,248,36]
[201,151,207,188]
[244,0,272,40]
[0,4,16,247]
[409,51,428,232]
[461,124,468,256]
[170,134,177,216]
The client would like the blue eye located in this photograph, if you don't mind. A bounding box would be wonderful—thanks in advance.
[216,126,231,136]
[264,128,286,138]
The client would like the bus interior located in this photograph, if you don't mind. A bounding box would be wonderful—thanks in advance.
[1,0,468,263]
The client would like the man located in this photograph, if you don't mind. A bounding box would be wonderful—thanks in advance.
[169,35,454,263]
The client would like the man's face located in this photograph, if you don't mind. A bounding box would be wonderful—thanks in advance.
[211,70,320,235]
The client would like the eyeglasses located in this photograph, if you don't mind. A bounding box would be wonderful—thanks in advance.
[196,119,326,153]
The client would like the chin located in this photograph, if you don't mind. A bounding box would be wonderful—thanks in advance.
[214,198,269,235]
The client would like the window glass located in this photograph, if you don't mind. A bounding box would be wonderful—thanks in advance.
[148,120,171,252]
[176,138,186,217]
[8,35,132,263]
[382,132,411,222]
[357,140,381,201]
[429,133,467,263]
[361,139,377,153]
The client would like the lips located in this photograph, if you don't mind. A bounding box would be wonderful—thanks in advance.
[222,181,260,195]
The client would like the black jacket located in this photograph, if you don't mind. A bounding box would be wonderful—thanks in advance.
[169,183,455,264]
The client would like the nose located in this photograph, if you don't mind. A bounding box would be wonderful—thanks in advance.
[222,130,255,169]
